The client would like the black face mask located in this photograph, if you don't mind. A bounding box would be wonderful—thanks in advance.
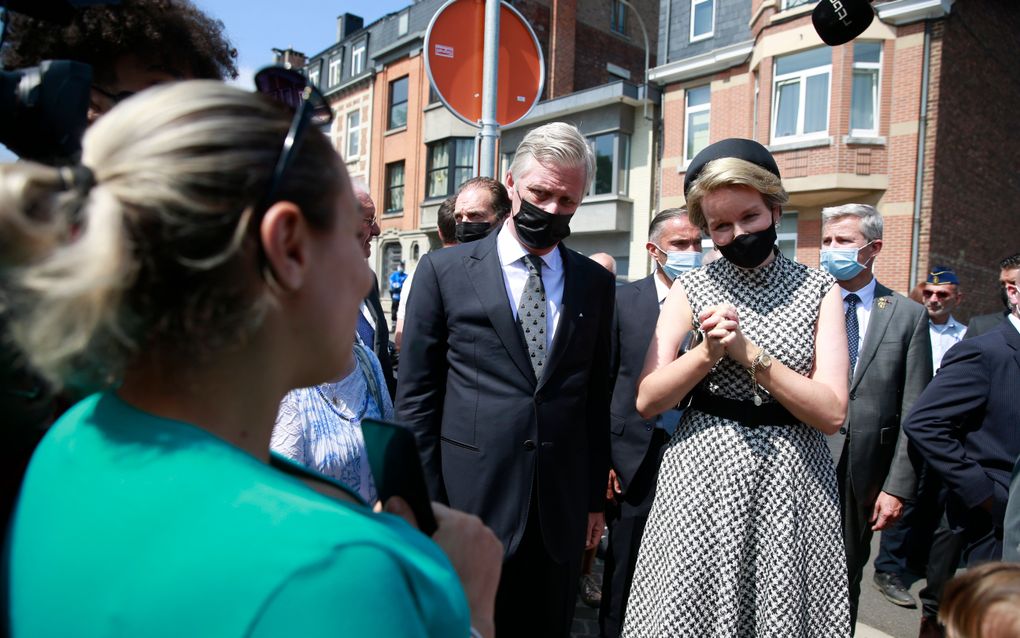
[512,196,572,250]
[717,219,777,269]
[455,221,494,243]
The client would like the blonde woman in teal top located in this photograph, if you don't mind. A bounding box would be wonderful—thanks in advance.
[3,76,500,637]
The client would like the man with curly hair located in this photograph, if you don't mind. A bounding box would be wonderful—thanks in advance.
[2,0,237,123]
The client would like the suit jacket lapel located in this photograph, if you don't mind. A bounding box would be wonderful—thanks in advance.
[1000,319,1020,371]
[464,232,536,385]
[538,245,578,391]
[851,282,895,390]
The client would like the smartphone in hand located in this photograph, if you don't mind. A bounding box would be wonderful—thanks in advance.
[361,418,438,536]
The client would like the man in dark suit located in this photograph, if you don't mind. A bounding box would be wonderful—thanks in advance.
[820,204,932,628]
[965,253,1019,339]
[353,185,396,398]
[396,122,614,637]
[598,208,703,638]
[904,275,1020,637]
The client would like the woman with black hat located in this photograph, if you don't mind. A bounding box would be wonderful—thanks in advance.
[623,139,851,636]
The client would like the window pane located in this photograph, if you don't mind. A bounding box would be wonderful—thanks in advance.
[804,73,828,133]
[392,77,408,104]
[455,139,474,167]
[388,77,408,129]
[431,141,450,170]
[427,170,447,198]
[778,211,798,234]
[617,135,630,195]
[592,135,614,195]
[693,0,713,37]
[775,47,830,76]
[854,42,882,64]
[687,109,710,159]
[687,85,711,107]
[850,69,877,131]
[454,168,473,190]
[774,81,800,138]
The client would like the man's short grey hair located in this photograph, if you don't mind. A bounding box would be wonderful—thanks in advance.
[648,207,696,244]
[821,203,884,242]
[509,121,595,188]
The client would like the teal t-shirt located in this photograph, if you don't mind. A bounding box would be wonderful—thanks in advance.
[8,392,469,637]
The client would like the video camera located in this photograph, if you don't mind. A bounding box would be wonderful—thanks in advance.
[0,1,112,165]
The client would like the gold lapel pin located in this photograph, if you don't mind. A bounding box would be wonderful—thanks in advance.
[877,297,889,310]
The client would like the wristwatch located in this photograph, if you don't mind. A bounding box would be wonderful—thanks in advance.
[748,348,772,406]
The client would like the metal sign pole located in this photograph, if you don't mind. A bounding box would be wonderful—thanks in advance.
[478,0,500,178]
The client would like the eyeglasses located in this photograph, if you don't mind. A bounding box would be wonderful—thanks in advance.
[253,66,333,212]
[922,290,953,300]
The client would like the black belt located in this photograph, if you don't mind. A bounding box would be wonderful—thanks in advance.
[689,389,799,426]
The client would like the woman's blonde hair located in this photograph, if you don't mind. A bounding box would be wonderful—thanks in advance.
[0,80,343,391]
[940,562,1020,638]
[684,157,789,230]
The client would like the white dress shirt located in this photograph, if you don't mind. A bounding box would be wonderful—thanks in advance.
[841,277,878,375]
[929,315,967,370]
[654,271,670,308]
[1009,313,1020,335]
[496,218,564,349]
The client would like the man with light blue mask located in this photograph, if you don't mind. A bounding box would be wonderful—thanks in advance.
[820,203,932,629]
[599,207,703,637]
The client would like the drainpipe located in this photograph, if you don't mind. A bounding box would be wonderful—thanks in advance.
[619,0,651,120]
[909,20,932,289]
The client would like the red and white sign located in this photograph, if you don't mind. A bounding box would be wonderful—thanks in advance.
[424,0,545,128]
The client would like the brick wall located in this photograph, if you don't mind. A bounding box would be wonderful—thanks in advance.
[927,0,1020,318]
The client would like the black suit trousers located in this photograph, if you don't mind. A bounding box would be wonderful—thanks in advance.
[495,482,581,638]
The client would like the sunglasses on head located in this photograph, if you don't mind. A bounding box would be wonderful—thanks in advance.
[253,66,333,212]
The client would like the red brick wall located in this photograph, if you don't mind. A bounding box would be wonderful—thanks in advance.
[927,0,1020,319]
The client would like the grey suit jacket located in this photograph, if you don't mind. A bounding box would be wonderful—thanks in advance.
[838,282,933,507]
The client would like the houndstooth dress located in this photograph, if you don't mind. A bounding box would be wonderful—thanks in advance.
[622,252,851,638]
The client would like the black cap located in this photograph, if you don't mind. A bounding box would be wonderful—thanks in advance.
[684,138,781,196]
[812,0,875,47]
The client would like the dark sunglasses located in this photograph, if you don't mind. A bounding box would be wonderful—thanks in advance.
[92,85,136,105]
[922,290,953,300]
[253,66,333,212]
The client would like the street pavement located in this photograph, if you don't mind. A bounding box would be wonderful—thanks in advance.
[571,531,940,637]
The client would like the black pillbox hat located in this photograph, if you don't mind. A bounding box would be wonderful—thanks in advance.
[684,138,781,196]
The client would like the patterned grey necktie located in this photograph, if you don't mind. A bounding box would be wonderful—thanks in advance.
[845,293,861,371]
[518,254,547,379]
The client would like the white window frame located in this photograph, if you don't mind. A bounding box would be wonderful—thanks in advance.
[771,48,831,144]
[398,10,409,36]
[352,42,366,76]
[328,56,342,87]
[684,85,711,165]
[782,0,817,9]
[690,0,715,42]
[346,110,361,159]
[307,67,320,89]
[850,42,882,138]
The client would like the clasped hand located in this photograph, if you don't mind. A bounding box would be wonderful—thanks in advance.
[696,304,754,366]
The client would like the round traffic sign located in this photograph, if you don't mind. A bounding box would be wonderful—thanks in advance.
[424,0,545,128]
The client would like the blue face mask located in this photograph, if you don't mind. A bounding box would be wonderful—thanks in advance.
[820,241,874,281]
[656,246,703,281]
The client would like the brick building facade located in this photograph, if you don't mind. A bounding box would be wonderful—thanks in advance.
[650,0,1019,319]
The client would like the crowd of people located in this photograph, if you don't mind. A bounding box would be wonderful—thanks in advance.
[3,2,1020,638]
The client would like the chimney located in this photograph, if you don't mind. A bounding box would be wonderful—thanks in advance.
[271,47,307,69]
[549,0,576,98]
[336,13,365,42]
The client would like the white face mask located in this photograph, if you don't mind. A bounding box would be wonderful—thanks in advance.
[656,246,703,280]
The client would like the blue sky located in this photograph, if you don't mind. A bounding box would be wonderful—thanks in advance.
[195,0,413,88]
[1,0,412,159]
